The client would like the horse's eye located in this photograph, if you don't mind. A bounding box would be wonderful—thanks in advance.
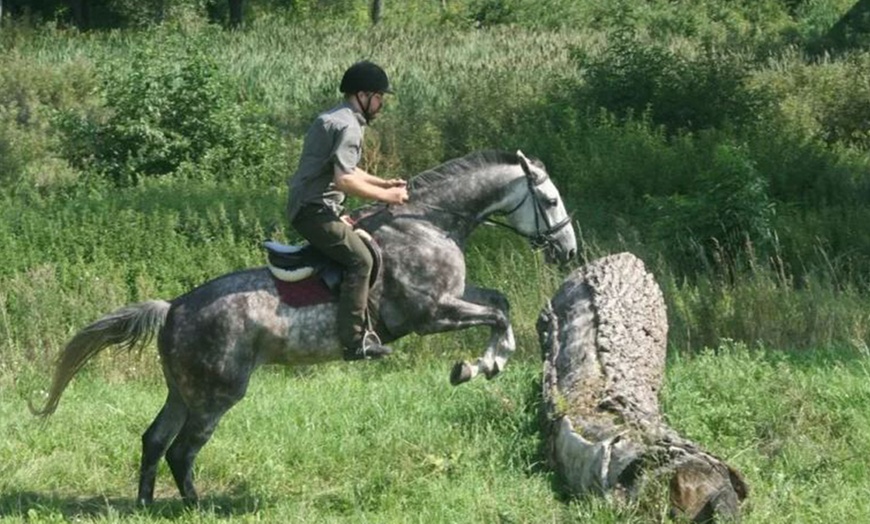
[546,198,558,208]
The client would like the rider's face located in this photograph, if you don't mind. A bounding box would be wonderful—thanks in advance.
[363,91,385,117]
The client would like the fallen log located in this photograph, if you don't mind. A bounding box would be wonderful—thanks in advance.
[537,252,748,522]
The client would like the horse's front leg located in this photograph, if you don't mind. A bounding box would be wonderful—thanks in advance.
[454,286,516,384]
[414,286,514,385]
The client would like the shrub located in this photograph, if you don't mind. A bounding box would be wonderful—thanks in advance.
[646,143,775,275]
[813,54,870,150]
[58,36,285,187]
[575,30,772,135]
[0,53,95,192]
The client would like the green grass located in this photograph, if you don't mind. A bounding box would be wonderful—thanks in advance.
[3,354,564,523]
[3,345,870,523]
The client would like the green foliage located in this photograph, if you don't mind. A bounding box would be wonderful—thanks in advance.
[809,54,870,149]
[575,29,772,134]
[465,0,516,27]
[0,50,95,192]
[647,143,775,274]
[57,36,286,187]
[663,344,870,522]
[3,4,869,340]
[3,6,870,521]
[4,347,870,522]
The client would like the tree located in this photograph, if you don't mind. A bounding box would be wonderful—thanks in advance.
[538,253,748,522]
[371,0,382,25]
[228,0,242,28]
[68,0,89,29]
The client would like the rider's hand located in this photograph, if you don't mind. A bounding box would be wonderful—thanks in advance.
[385,186,409,205]
[386,179,407,188]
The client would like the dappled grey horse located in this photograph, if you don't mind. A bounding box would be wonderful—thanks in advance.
[31,150,576,506]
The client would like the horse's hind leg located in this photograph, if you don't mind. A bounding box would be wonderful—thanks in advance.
[137,385,188,506]
[165,407,232,506]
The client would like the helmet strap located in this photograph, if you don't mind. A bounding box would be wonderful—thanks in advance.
[355,92,374,123]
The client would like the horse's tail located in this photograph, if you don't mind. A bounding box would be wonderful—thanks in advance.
[29,300,172,417]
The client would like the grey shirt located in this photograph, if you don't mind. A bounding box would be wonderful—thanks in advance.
[286,102,367,222]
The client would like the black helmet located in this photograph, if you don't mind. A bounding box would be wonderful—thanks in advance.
[340,61,394,95]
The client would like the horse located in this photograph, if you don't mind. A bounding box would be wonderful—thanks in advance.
[30,149,577,506]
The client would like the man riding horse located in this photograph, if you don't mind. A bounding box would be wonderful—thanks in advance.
[286,61,409,362]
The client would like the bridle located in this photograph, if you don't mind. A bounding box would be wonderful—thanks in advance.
[391,159,571,250]
[483,161,572,250]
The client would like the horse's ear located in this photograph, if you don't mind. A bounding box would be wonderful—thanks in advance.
[517,149,528,164]
[516,150,531,172]
[516,150,544,183]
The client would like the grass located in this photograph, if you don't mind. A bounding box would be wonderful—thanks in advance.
[3,353,565,523]
[3,343,870,523]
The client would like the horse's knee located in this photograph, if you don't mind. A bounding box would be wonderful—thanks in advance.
[491,310,510,331]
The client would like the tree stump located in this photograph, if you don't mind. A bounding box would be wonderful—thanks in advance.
[537,253,748,522]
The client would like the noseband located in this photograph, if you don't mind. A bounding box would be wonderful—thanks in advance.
[485,163,572,249]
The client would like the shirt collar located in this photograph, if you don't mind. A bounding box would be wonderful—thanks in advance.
[339,100,368,127]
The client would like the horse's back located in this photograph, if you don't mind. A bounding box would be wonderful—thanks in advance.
[159,266,341,384]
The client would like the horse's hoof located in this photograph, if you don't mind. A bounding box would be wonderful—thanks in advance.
[484,362,501,380]
[450,361,473,385]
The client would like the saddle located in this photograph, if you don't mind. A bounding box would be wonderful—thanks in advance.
[263,231,382,308]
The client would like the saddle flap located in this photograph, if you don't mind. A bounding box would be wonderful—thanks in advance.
[263,233,382,288]
[264,241,320,269]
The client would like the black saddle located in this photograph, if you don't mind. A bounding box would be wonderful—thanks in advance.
[263,233,382,292]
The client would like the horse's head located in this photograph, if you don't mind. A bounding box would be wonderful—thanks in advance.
[509,151,577,264]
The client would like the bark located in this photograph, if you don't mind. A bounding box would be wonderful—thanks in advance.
[537,252,748,522]
[370,0,383,25]
[68,0,89,29]
[229,0,243,29]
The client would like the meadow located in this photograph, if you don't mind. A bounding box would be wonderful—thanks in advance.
[2,0,870,521]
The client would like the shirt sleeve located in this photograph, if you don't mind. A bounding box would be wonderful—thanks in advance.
[332,123,362,174]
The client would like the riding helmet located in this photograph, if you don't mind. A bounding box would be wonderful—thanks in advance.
[340,61,394,95]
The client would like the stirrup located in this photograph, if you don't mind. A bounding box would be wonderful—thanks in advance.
[343,331,392,361]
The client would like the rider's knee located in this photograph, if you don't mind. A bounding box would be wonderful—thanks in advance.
[347,247,374,275]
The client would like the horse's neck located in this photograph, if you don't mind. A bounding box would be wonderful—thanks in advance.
[412,165,523,225]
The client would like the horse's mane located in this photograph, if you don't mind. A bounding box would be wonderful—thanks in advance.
[352,150,544,220]
[408,150,521,193]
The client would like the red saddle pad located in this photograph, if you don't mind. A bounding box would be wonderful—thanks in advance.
[272,275,337,308]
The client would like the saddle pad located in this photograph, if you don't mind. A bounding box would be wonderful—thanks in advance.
[273,274,337,308]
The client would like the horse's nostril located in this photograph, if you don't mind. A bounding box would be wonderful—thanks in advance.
[568,249,577,259]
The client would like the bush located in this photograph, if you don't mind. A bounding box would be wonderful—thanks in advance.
[575,30,772,134]
[646,143,775,275]
[0,52,95,192]
[813,54,870,150]
[58,36,286,187]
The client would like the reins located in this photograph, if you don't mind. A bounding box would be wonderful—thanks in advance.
[399,160,572,248]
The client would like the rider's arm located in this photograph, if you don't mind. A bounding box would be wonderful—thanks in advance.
[333,166,408,204]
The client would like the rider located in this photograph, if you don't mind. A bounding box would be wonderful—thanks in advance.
[286,60,409,361]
